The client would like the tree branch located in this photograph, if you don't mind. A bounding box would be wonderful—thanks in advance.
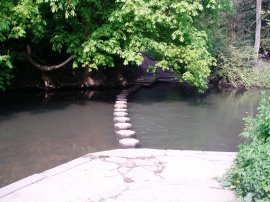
[19,44,73,71]
[25,54,73,71]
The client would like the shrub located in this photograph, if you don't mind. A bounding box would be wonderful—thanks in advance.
[226,93,270,202]
[252,62,270,88]
[212,36,270,88]
[211,36,255,86]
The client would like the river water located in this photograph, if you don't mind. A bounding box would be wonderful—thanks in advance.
[129,83,261,152]
[0,84,262,188]
[0,90,119,187]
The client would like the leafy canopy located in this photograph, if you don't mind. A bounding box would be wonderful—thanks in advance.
[0,0,231,90]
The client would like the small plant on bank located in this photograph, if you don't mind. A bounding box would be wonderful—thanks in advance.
[225,92,270,202]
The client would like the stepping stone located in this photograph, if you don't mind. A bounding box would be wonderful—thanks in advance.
[116,95,126,99]
[113,112,128,117]
[116,130,136,139]
[119,138,140,148]
[119,94,128,98]
[114,123,132,130]
[114,108,128,112]
[117,93,127,96]
[113,117,130,123]
[117,98,127,101]
[114,104,127,109]
[115,101,127,104]
[121,90,129,94]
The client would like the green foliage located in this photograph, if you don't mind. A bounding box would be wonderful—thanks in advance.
[0,0,45,41]
[0,0,232,91]
[229,0,270,55]
[226,93,270,201]
[0,54,14,90]
[242,93,270,141]
[212,37,256,87]
[0,68,14,91]
[212,2,270,89]
[213,37,270,88]
[0,0,45,90]
[253,62,270,88]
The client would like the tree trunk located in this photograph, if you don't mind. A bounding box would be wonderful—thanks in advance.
[254,0,262,62]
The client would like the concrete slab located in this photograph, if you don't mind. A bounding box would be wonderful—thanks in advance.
[0,149,236,202]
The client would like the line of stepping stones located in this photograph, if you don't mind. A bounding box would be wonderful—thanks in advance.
[113,85,141,148]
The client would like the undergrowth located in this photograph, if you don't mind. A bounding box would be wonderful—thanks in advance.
[212,37,270,89]
[225,92,270,202]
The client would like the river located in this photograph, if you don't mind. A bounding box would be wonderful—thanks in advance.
[0,84,262,187]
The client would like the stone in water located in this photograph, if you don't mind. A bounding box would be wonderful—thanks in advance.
[121,90,129,94]
[114,117,130,123]
[119,138,140,148]
[115,101,127,104]
[114,123,132,130]
[114,108,128,112]
[116,130,136,139]
[116,95,126,99]
[117,98,127,102]
[114,104,127,109]
[113,112,128,117]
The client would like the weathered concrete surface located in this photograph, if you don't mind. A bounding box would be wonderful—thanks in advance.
[0,149,236,202]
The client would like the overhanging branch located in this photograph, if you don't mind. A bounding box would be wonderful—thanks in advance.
[20,44,73,71]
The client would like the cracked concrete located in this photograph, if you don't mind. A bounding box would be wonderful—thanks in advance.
[0,149,236,202]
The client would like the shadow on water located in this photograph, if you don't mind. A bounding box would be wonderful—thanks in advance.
[0,89,118,118]
[129,83,262,152]
[0,89,119,188]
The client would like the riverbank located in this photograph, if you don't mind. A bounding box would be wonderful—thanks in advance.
[0,149,236,202]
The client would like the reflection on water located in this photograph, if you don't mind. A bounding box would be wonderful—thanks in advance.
[129,83,261,152]
[0,90,119,188]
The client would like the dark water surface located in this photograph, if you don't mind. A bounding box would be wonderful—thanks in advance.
[0,90,119,188]
[129,83,261,152]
